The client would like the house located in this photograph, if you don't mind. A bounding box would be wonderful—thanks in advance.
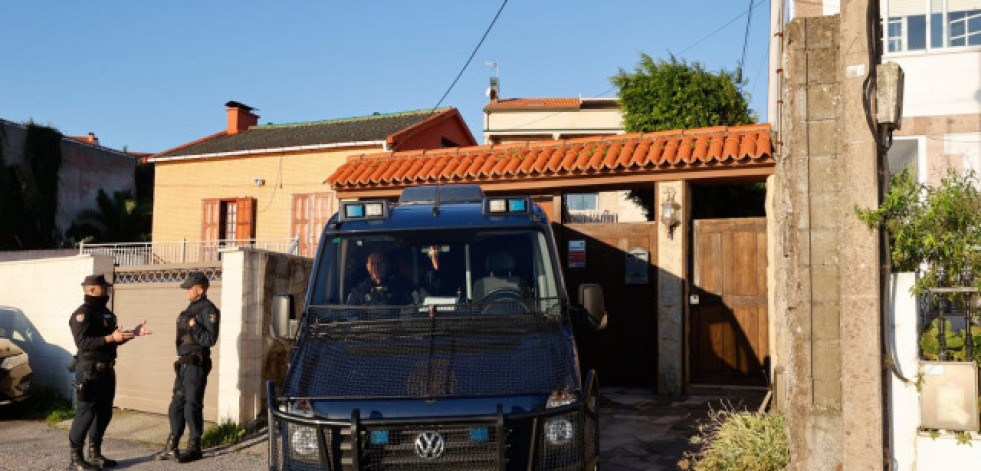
[481,84,644,222]
[0,119,136,251]
[148,102,476,258]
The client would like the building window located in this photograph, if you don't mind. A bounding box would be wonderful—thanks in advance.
[566,193,599,211]
[292,192,334,257]
[202,198,255,242]
[887,0,981,52]
[887,137,920,178]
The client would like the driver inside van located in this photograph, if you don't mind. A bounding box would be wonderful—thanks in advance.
[346,250,417,306]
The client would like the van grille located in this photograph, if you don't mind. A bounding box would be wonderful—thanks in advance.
[361,424,501,471]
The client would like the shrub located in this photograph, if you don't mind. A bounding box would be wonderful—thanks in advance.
[678,405,790,471]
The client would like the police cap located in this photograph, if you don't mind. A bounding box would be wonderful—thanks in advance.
[81,274,112,287]
[180,271,210,289]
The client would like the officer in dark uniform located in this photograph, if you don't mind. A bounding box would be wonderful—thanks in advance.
[68,274,151,471]
[154,271,220,463]
[346,250,416,305]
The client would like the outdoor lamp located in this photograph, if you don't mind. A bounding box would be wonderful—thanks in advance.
[660,188,681,239]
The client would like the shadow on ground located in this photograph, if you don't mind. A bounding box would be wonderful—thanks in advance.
[599,387,768,471]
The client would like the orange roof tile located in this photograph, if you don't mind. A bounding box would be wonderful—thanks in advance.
[327,125,773,189]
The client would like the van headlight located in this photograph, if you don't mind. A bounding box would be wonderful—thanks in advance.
[290,425,318,456]
[544,389,576,446]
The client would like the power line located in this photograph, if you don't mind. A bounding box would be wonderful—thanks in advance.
[739,0,756,73]
[392,0,509,151]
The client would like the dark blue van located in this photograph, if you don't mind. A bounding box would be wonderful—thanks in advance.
[267,185,606,470]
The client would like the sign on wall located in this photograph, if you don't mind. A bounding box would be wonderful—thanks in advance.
[625,248,649,284]
[568,240,586,268]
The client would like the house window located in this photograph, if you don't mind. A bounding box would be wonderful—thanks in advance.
[202,198,255,243]
[886,0,981,52]
[292,192,334,257]
[887,138,920,178]
[566,193,599,211]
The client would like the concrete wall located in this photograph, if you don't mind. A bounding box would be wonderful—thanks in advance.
[0,254,114,398]
[772,8,884,469]
[0,120,136,237]
[217,248,312,424]
[484,108,623,144]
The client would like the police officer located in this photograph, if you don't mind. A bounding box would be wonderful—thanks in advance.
[68,274,151,471]
[154,271,219,463]
[346,250,416,305]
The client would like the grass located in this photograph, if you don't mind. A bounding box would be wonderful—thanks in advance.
[201,413,267,448]
[677,403,790,471]
[0,387,75,425]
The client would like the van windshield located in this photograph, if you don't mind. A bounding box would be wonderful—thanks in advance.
[290,228,577,399]
[309,228,561,318]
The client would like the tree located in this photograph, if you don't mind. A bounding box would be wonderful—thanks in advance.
[611,54,758,217]
[67,189,152,243]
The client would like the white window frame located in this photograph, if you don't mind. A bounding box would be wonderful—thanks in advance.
[883,0,981,55]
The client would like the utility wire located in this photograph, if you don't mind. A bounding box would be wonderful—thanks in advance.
[739,0,756,73]
[392,0,509,151]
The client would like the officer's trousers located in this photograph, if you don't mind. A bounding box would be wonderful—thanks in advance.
[68,366,115,448]
[167,359,211,440]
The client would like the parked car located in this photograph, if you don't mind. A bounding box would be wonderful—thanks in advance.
[267,185,607,470]
[0,330,32,406]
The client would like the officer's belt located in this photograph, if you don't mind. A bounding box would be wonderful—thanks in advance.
[176,353,207,366]
[77,358,115,372]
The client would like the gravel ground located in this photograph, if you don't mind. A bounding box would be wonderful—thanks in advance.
[0,419,266,471]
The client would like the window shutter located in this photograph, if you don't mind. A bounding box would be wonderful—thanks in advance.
[235,197,256,240]
[201,199,220,242]
[292,194,310,256]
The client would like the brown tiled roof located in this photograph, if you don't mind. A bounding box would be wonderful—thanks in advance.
[483,98,582,110]
[328,124,772,189]
[153,108,454,159]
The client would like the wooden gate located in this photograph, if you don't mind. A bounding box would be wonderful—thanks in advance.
[690,218,768,386]
[560,223,657,387]
[110,265,221,421]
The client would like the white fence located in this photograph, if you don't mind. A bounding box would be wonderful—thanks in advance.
[80,237,299,266]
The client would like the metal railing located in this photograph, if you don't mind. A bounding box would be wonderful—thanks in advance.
[566,210,618,224]
[79,237,300,266]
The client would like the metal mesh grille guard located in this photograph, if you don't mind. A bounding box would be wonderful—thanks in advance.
[283,300,577,400]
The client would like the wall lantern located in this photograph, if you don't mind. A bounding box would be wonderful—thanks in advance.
[660,187,681,239]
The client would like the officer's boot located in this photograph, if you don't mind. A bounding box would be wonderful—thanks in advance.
[88,443,117,468]
[177,437,203,463]
[153,435,180,461]
[69,446,100,471]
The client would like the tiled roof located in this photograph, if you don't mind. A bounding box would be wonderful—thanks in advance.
[328,124,772,189]
[154,108,454,159]
[484,98,582,110]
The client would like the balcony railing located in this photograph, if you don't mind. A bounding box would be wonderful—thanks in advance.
[79,237,300,266]
[566,210,618,224]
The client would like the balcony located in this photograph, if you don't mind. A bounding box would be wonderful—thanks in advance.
[79,237,300,267]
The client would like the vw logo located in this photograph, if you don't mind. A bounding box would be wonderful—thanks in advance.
[414,431,445,460]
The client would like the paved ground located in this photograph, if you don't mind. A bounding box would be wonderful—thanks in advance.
[0,387,765,470]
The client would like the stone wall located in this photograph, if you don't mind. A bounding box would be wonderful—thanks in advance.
[773,5,883,469]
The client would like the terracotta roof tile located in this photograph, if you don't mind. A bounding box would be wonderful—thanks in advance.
[327,125,773,189]
[483,98,581,110]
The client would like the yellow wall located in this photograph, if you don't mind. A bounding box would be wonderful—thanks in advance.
[152,146,377,243]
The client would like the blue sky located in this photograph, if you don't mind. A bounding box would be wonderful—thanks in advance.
[0,1,771,153]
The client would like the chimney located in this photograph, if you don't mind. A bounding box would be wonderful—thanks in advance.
[487,77,499,102]
[87,132,98,144]
[225,101,259,134]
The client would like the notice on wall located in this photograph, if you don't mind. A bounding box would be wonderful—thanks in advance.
[568,240,586,268]
[625,248,649,284]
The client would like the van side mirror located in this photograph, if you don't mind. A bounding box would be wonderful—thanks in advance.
[271,294,298,340]
[577,283,608,331]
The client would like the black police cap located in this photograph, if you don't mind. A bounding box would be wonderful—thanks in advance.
[81,274,112,287]
[180,271,210,289]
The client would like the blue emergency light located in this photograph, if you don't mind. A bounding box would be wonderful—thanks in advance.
[339,200,390,222]
[370,430,389,445]
[483,196,531,215]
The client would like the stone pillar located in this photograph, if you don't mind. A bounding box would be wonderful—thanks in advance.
[773,2,883,469]
[656,180,689,395]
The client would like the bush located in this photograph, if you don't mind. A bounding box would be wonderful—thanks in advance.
[678,405,790,471]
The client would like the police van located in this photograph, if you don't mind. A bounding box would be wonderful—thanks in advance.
[267,185,606,470]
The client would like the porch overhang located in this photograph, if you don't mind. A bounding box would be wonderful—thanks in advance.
[327,124,773,199]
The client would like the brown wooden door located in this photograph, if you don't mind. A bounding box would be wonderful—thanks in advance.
[560,223,657,387]
[690,218,768,386]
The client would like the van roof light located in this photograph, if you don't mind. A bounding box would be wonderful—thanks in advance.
[338,200,390,222]
[483,196,531,215]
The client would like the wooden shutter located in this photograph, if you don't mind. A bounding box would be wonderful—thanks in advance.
[201,199,220,242]
[292,194,310,256]
[235,197,256,240]
[291,192,334,257]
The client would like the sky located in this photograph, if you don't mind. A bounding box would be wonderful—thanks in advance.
[0,1,771,153]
